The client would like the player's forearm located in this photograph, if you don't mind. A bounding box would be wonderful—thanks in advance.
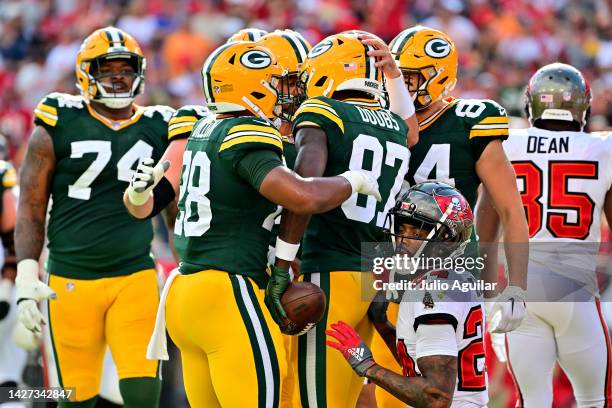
[365,364,453,408]
[123,190,154,219]
[500,208,528,290]
[275,208,309,270]
[15,207,46,262]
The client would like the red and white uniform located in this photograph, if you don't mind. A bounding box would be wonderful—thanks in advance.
[396,270,488,407]
[503,127,612,407]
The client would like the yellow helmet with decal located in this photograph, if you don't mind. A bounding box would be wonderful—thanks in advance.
[390,26,457,110]
[298,32,384,100]
[75,26,145,109]
[202,41,287,125]
[226,28,268,43]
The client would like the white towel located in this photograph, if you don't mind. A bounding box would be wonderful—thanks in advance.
[147,268,180,360]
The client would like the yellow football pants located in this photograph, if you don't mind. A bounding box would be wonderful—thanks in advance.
[165,270,287,408]
[296,271,375,408]
[371,302,404,407]
[46,269,160,402]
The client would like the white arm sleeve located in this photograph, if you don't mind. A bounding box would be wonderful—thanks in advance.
[415,324,458,359]
[386,74,415,120]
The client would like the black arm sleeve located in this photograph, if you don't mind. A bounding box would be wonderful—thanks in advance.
[145,177,176,220]
[235,149,284,190]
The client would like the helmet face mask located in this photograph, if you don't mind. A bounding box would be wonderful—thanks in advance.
[76,27,145,110]
[390,26,457,110]
[383,182,473,261]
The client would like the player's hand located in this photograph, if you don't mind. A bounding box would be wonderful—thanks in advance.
[15,260,56,333]
[265,265,293,330]
[326,320,376,377]
[367,291,389,324]
[13,320,41,351]
[359,34,401,79]
[126,158,170,205]
[489,332,507,363]
[486,285,526,333]
[340,170,382,202]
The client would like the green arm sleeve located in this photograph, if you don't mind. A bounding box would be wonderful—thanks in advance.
[235,149,284,190]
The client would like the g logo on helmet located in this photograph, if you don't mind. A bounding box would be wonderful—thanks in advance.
[309,40,333,58]
[424,38,451,58]
[240,50,272,69]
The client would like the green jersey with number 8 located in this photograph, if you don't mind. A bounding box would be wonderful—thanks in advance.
[33,92,174,279]
[174,116,284,288]
[292,96,409,274]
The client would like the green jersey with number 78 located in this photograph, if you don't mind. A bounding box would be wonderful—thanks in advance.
[293,96,409,274]
[33,92,174,279]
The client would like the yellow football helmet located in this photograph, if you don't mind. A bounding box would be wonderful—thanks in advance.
[258,29,312,119]
[202,41,287,125]
[299,32,384,101]
[226,28,268,43]
[75,26,145,109]
[390,26,457,110]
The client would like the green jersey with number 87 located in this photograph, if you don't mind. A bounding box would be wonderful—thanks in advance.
[293,96,409,274]
[33,92,174,279]
[174,116,285,288]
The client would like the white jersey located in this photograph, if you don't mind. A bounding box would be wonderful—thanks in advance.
[396,270,488,407]
[504,127,612,293]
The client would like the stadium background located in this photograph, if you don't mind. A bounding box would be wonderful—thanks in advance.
[0,0,610,407]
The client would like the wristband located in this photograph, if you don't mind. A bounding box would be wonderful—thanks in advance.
[16,259,39,282]
[386,74,415,120]
[275,238,300,262]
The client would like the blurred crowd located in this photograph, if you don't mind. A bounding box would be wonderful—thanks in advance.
[0,0,611,164]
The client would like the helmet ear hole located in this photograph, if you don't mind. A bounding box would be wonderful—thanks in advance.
[315,76,328,87]
[437,76,448,85]
[251,91,266,100]
[228,54,236,65]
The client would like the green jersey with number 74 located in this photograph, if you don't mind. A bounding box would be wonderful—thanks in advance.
[292,96,409,274]
[33,92,174,279]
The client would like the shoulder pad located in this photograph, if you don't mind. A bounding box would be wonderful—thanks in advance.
[219,117,283,154]
[453,98,509,140]
[168,105,212,141]
[34,93,85,128]
[142,105,175,123]
[293,97,344,134]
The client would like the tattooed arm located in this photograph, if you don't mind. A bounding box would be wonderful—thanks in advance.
[15,126,55,262]
[365,354,457,408]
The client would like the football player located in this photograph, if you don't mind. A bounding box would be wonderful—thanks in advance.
[227,27,268,43]
[327,182,488,408]
[271,32,416,407]
[368,26,529,407]
[14,27,173,406]
[124,41,382,407]
[477,63,612,407]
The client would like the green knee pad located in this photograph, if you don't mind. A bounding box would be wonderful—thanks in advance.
[119,377,161,408]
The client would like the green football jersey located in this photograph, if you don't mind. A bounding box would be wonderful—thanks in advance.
[168,105,211,141]
[292,96,409,274]
[406,97,509,208]
[33,92,174,279]
[174,116,284,288]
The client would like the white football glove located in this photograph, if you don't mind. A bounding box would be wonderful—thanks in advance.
[13,320,42,351]
[15,259,56,333]
[339,170,382,202]
[489,332,507,363]
[126,158,170,205]
[485,285,526,333]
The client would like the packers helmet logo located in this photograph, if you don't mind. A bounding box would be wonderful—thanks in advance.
[240,50,272,69]
[309,40,333,58]
[424,38,451,58]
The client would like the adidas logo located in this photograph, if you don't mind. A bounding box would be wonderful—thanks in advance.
[348,347,365,361]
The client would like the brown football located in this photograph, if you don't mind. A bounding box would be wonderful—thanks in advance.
[281,282,327,336]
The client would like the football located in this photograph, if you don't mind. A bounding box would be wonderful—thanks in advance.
[281,282,327,336]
